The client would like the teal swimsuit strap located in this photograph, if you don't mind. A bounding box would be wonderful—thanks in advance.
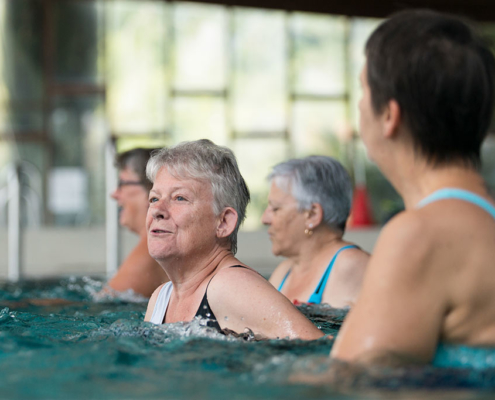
[277,270,291,291]
[417,188,495,219]
[307,244,358,305]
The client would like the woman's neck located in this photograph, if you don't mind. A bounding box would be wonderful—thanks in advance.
[389,160,487,210]
[161,247,236,297]
[290,228,344,274]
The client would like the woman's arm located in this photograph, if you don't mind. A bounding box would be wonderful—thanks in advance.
[331,213,447,364]
[208,266,324,340]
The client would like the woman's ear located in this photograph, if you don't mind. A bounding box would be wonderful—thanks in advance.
[306,203,324,228]
[216,207,238,239]
[383,99,401,139]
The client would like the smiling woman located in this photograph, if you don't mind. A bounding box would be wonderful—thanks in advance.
[143,139,324,340]
[104,148,170,298]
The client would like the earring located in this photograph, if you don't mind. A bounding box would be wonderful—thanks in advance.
[304,228,313,237]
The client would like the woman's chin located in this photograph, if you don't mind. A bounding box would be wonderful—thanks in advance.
[148,244,174,262]
[271,246,284,257]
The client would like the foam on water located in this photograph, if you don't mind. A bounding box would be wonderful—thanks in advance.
[0,277,495,399]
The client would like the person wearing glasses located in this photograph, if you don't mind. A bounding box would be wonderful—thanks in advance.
[106,148,170,297]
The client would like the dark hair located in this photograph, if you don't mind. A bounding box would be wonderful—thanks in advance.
[366,9,495,168]
[115,148,160,191]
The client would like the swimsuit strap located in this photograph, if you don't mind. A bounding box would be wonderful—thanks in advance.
[149,281,173,325]
[277,270,291,291]
[417,188,495,219]
[195,265,249,330]
[307,245,358,305]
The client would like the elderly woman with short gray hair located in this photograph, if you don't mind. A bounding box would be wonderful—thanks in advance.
[262,156,369,308]
[144,139,323,340]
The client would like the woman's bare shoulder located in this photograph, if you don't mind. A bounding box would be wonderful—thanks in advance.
[336,245,370,273]
[144,282,169,322]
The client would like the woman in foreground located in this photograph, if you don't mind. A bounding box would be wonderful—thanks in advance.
[144,139,323,340]
[263,156,369,308]
[331,10,495,366]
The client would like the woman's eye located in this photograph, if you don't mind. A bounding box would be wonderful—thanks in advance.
[149,197,158,203]
[176,196,186,201]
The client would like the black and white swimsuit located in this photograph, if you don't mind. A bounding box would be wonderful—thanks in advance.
[149,265,248,331]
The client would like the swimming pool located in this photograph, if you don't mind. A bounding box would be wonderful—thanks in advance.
[1,277,495,399]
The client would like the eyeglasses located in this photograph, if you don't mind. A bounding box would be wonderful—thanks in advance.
[117,180,144,188]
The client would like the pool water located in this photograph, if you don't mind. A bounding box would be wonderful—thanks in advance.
[1,277,495,400]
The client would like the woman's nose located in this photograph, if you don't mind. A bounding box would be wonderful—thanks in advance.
[261,207,271,225]
[111,188,119,200]
[150,201,168,220]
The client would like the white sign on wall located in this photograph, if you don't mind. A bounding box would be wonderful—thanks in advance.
[48,167,88,214]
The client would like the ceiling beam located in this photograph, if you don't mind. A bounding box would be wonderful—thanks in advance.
[181,0,495,22]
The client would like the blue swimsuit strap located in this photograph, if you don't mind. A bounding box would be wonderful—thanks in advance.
[307,244,358,304]
[417,188,495,219]
[277,270,291,291]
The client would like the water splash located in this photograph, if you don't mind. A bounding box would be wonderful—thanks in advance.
[1,279,495,399]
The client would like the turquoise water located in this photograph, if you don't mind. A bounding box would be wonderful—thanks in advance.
[1,277,495,399]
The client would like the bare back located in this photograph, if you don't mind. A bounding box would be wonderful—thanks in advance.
[332,191,495,363]
[429,198,495,344]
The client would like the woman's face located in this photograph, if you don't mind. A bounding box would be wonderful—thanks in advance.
[111,167,149,234]
[261,180,307,257]
[146,168,219,262]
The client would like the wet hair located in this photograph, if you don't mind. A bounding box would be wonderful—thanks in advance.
[146,139,250,254]
[115,148,160,192]
[365,9,495,168]
[268,156,353,234]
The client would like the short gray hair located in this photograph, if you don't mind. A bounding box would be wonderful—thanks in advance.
[146,139,250,254]
[268,156,353,233]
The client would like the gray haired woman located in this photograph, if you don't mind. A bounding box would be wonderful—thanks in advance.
[262,156,369,308]
[144,140,323,340]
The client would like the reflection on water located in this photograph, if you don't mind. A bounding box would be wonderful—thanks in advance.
[0,277,494,399]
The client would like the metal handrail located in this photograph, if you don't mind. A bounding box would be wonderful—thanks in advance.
[7,163,21,281]
[2,160,43,281]
[105,140,120,278]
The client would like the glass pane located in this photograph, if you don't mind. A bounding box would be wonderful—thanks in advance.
[232,9,286,133]
[292,13,347,95]
[360,141,402,225]
[173,97,227,145]
[106,1,170,135]
[54,0,104,85]
[292,100,348,159]
[0,141,13,172]
[50,95,106,226]
[0,106,43,133]
[174,3,227,90]
[0,0,43,133]
[232,138,289,230]
[349,17,382,128]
